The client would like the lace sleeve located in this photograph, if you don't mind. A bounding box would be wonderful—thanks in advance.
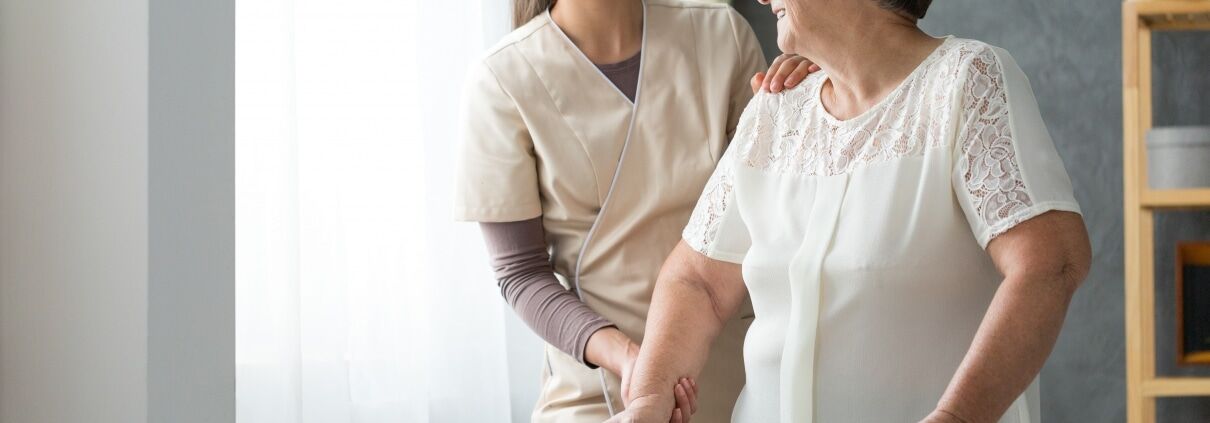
[952,46,1081,248]
[682,143,740,258]
[682,93,772,263]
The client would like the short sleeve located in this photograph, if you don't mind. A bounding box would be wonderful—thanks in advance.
[951,46,1082,248]
[452,61,542,222]
[725,7,767,139]
[683,94,770,263]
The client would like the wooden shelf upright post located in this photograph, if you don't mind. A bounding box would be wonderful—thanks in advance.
[1122,2,1210,422]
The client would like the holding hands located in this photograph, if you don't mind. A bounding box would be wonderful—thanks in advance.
[606,378,698,423]
[586,327,698,423]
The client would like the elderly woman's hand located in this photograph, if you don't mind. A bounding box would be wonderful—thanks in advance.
[617,378,697,423]
[587,328,697,418]
[606,392,687,423]
[751,53,820,94]
[919,410,967,423]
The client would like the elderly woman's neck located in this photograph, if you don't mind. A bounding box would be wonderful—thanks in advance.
[807,20,942,120]
[551,0,644,65]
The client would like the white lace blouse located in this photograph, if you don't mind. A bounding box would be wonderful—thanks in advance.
[681,37,1080,423]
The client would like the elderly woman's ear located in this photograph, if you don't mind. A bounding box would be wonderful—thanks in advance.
[751,54,821,94]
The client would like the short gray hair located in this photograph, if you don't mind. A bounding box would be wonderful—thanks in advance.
[876,0,932,19]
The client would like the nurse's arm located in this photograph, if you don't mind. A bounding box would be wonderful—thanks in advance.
[925,211,1091,423]
[624,241,748,417]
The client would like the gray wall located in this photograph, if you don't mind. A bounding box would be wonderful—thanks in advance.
[148,0,236,422]
[734,0,1210,421]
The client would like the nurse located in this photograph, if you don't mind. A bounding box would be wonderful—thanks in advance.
[454,0,815,421]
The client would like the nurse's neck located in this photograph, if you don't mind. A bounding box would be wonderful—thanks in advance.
[550,0,643,65]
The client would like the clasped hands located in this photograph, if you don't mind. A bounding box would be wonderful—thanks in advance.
[588,327,697,423]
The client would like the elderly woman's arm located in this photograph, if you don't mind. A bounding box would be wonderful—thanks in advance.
[608,241,748,422]
[925,211,1091,423]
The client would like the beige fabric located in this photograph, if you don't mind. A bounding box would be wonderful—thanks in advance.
[454,1,766,421]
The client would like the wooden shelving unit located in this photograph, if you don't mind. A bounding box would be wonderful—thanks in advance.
[1122,1,1210,422]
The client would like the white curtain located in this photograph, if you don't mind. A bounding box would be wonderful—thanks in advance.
[235,1,518,422]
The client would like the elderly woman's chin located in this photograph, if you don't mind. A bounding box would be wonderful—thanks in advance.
[776,36,797,58]
[775,28,803,58]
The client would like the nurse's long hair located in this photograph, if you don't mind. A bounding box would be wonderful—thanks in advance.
[513,0,554,28]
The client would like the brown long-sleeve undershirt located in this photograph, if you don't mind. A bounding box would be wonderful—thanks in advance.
[479,217,615,367]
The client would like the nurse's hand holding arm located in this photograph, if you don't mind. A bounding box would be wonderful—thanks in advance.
[586,326,698,415]
[480,219,697,419]
[920,211,1091,423]
[606,242,747,423]
[584,327,639,393]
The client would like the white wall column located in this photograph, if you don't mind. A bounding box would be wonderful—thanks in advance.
[0,0,236,421]
[0,1,149,421]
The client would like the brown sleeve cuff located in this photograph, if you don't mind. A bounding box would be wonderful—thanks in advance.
[572,317,617,369]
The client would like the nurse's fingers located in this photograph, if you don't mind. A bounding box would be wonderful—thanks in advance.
[771,55,820,93]
[670,408,684,423]
[768,54,801,93]
[780,59,817,91]
[675,379,693,414]
[750,71,766,94]
[681,379,698,415]
[674,382,694,421]
[761,54,790,92]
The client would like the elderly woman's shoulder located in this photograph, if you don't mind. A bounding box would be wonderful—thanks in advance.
[926,38,1033,93]
[941,38,1017,72]
[738,72,821,124]
[756,71,826,101]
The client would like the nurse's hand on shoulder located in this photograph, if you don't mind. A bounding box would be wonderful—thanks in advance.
[751,53,820,94]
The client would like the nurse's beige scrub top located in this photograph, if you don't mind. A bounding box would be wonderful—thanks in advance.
[453,1,766,421]
[683,38,1080,422]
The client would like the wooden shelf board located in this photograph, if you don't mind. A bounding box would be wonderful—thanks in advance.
[1129,0,1210,30]
[1139,188,1210,208]
[1130,0,1210,16]
[1141,377,1210,397]
[1144,20,1210,30]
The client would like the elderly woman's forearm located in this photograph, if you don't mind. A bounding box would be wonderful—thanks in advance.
[934,271,1081,423]
[624,241,745,398]
[627,243,747,403]
[628,275,727,400]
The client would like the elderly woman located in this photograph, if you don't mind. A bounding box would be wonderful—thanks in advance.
[610,0,1091,422]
